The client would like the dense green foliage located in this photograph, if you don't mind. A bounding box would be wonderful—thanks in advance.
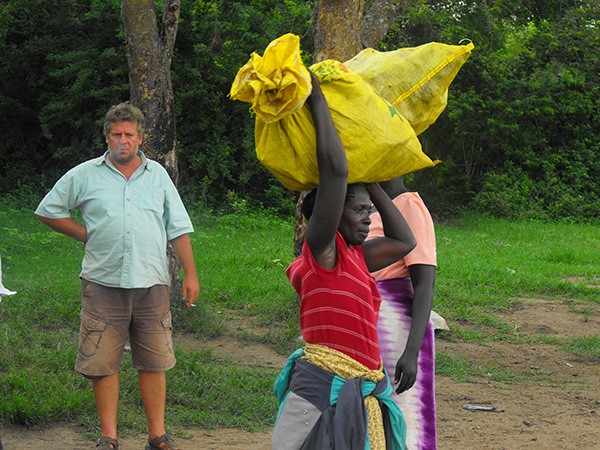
[385,0,599,221]
[0,0,127,195]
[0,0,598,221]
[172,0,313,213]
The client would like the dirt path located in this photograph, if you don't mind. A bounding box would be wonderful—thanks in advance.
[0,425,272,450]
[2,298,599,449]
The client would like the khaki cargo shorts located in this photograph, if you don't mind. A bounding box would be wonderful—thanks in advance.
[75,279,176,377]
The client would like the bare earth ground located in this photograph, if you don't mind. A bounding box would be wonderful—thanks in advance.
[2,297,599,450]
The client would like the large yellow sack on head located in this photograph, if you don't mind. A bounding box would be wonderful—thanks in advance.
[345,41,474,135]
[230,34,435,191]
[254,59,433,190]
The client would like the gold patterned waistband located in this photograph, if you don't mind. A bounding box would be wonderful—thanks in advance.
[303,342,385,382]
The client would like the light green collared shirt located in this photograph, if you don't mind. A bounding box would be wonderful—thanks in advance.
[35,151,194,288]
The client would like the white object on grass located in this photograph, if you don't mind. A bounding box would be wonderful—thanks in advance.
[430,310,449,331]
[0,256,17,299]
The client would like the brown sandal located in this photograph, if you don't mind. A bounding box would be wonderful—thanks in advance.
[145,433,179,449]
[96,436,119,449]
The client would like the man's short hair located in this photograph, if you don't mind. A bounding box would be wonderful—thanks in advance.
[103,102,145,136]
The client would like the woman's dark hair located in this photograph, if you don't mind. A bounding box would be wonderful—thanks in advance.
[301,189,317,220]
[301,183,367,220]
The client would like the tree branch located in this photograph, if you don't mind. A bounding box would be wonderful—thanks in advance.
[361,0,405,49]
[162,0,181,64]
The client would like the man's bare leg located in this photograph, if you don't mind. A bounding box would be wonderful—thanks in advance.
[139,370,167,439]
[93,373,120,440]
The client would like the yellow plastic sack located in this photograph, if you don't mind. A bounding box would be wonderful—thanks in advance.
[229,34,311,124]
[345,41,474,135]
[230,34,435,191]
[255,59,431,191]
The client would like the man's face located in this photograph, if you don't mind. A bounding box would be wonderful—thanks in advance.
[338,185,372,246]
[105,120,143,165]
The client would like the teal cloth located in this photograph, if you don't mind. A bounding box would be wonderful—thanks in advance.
[274,348,304,403]
[274,348,407,450]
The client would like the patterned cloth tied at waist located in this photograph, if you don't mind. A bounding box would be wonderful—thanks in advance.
[273,343,407,450]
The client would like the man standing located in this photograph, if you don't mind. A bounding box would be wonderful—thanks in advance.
[35,102,200,450]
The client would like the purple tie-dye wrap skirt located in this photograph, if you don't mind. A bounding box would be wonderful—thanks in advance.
[377,278,437,450]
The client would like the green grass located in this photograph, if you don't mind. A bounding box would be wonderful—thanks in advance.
[435,351,533,384]
[562,335,600,359]
[1,203,599,434]
[434,212,600,327]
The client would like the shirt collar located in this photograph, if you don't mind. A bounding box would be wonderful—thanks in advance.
[97,150,151,171]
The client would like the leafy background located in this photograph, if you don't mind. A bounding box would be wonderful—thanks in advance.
[0,0,598,222]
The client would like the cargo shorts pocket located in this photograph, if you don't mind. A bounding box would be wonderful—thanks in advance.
[160,311,173,349]
[79,311,108,358]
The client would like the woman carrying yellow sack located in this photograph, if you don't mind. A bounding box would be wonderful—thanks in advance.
[271,70,415,450]
[367,176,438,450]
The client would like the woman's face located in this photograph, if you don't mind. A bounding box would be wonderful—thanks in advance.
[338,185,372,246]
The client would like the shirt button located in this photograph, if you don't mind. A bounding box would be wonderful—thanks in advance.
[304,422,309,427]
[303,409,308,415]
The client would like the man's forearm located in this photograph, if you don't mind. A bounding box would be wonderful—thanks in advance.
[170,233,197,276]
[35,215,87,243]
[170,233,200,306]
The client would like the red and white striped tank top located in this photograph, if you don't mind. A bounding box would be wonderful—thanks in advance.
[286,232,382,369]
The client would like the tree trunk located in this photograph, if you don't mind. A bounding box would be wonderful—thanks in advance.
[293,0,407,256]
[313,0,365,63]
[121,0,183,296]
[121,0,180,183]
[361,0,406,48]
